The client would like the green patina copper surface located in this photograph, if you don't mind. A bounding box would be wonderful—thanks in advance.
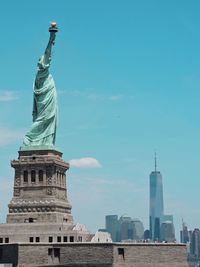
[21,26,58,151]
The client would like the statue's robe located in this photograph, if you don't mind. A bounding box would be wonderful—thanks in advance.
[23,55,58,148]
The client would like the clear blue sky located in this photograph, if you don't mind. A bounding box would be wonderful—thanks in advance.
[0,0,200,239]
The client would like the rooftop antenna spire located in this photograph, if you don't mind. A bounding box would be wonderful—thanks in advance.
[154,150,157,172]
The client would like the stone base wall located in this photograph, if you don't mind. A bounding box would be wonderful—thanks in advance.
[0,243,189,267]
[0,223,90,243]
[113,243,189,267]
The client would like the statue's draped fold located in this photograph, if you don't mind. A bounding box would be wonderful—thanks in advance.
[23,39,58,148]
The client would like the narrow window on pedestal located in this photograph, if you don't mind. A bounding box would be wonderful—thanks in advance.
[39,170,44,182]
[23,170,28,183]
[64,174,66,186]
[61,173,64,186]
[31,170,36,183]
[56,171,59,184]
[59,172,61,185]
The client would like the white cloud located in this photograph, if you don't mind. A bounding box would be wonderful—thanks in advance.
[0,91,18,101]
[69,157,102,168]
[0,128,25,146]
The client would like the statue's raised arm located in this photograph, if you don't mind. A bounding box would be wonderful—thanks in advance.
[21,23,58,151]
[43,24,57,66]
[37,23,57,71]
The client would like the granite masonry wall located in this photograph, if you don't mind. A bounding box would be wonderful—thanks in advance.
[0,243,189,267]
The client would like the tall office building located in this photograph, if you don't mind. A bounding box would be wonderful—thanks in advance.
[180,220,190,244]
[191,228,200,258]
[131,218,144,240]
[160,221,175,242]
[105,215,119,242]
[149,154,164,241]
[149,154,175,242]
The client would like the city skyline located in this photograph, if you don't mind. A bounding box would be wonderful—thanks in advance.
[1,0,200,238]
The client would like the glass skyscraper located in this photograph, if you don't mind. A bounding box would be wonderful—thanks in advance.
[105,215,119,242]
[149,155,164,241]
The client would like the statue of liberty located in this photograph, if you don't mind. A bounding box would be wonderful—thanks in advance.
[22,23,58,150]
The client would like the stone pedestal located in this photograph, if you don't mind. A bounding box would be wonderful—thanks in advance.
[0,149,90,244]
[7,149,73,225]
